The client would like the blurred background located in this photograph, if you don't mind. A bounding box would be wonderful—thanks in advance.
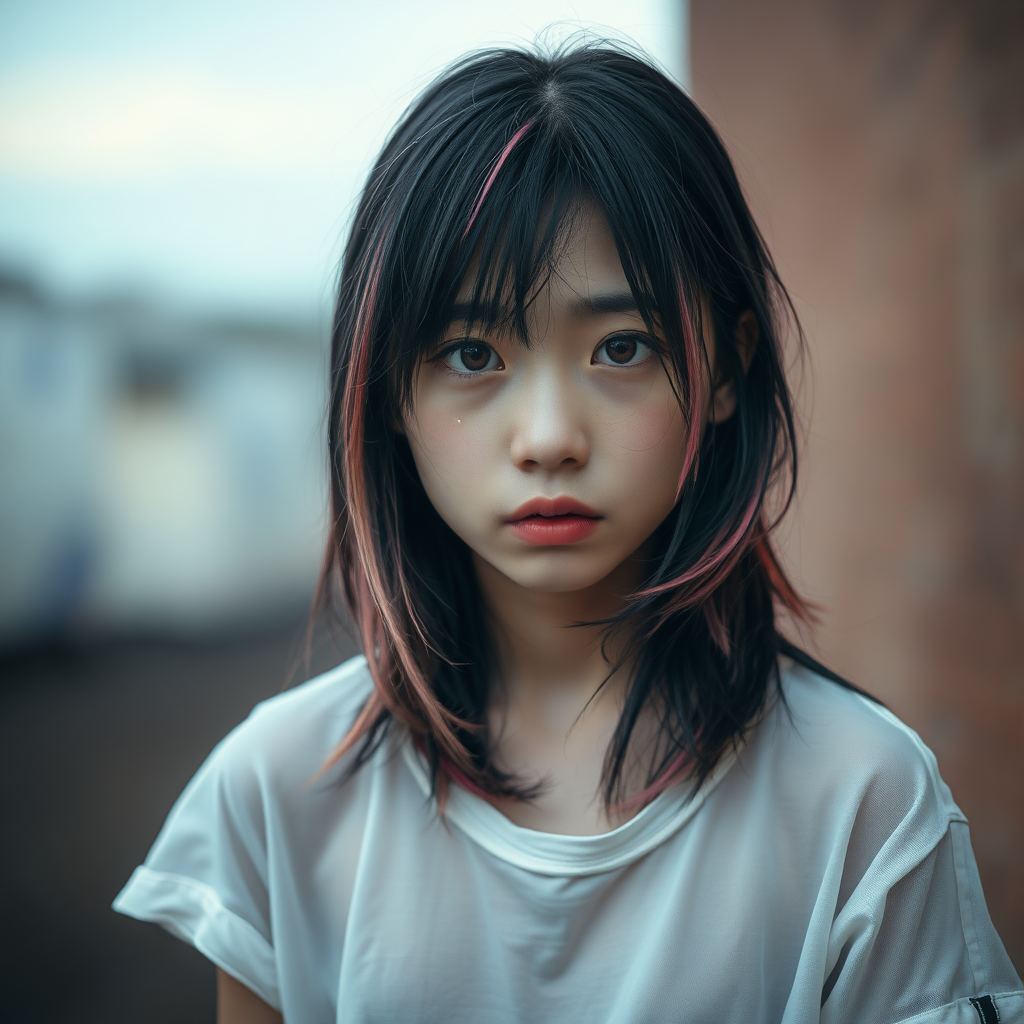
[0,0,1019,1019]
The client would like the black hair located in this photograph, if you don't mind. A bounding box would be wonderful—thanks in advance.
[320,41,811,808]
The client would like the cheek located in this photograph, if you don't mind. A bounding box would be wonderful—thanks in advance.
[405,402,497,509]
[604,391,687,489]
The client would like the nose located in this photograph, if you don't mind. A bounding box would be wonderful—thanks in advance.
[509,370,590,472]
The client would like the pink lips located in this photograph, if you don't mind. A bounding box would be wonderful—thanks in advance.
[505,497,602,546]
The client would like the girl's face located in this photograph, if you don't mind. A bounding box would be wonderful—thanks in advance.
[403,206,702,596]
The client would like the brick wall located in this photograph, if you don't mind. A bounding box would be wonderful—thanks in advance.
[691,0,1023,968]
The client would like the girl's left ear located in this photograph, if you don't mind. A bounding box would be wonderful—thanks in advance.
[710,310,759,424]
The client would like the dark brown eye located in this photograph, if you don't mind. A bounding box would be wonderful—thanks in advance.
[460,343,491,371]
[442,341,501,374]
[594,334,650,366]
[605,337,637,363]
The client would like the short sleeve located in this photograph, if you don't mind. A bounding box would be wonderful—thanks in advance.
[822,820,1023,1024]
[114,656,374,1011]
[113,718,281,1009]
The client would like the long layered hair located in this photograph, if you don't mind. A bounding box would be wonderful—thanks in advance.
[317,43,809,808]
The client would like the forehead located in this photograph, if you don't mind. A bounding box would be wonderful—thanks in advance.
[452,204,634,318]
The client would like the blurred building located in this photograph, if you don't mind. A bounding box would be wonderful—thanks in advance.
[692,0,1023,966]
[0,272,327,647]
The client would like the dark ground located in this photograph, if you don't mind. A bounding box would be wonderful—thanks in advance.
[0,619,357,1024]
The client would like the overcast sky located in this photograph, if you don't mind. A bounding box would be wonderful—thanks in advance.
[0,0,687,321]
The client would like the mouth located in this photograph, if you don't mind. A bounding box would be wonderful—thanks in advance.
[505,497,603,546]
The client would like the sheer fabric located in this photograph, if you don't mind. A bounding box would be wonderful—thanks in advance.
[114,656,1022,1023]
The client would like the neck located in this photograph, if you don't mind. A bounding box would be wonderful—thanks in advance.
[474,551,646,719]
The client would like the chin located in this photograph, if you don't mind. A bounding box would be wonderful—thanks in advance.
[501,554,623,594]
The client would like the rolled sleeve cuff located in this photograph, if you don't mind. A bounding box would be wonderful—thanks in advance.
[113,865,280,1011]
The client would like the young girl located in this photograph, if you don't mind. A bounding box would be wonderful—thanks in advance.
[115,44,1022,1023]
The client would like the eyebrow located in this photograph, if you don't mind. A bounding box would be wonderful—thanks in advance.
[567,290,641,318]
[446,290,641,326]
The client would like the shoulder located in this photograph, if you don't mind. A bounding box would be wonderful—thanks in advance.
[198,653,376,801]
[113,655,376,1011]
[766,666,1024,1013]
[138,653,376,880]
[781,660,950,782]
[242,653,375,753]
[739,657,965,853]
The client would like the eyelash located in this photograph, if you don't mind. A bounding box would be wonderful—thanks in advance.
[434,331,658,377]
[436,341,504,376]
[591,332,656,367]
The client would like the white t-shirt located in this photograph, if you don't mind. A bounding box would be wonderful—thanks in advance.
[114,655,1022,1023]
